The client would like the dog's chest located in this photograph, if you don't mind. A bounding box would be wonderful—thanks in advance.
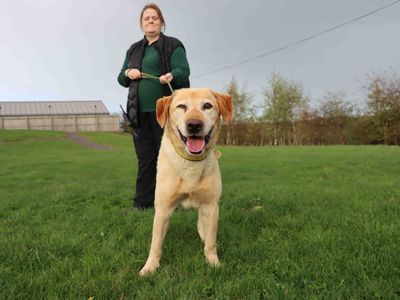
[179,162,207,184]
[169,152,215,191]
[178,166,212,209]
[159,136,220,203]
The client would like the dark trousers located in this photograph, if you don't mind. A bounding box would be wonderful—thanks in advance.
[132,111,163,208]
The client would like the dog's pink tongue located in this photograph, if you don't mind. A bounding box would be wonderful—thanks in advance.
[187,137,205,153]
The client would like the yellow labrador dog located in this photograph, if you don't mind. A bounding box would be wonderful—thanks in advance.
[139,88,233,276]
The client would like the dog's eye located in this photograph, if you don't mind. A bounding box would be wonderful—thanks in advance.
[203,103,213,110]
[177,104,187,111]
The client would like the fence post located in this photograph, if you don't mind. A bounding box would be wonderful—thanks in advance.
[94,105,99,131]
[48,105,52,130]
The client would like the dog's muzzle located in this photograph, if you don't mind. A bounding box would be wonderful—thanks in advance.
[178,125,214,155]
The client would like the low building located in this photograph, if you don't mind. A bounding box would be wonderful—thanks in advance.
[0,100,120,132]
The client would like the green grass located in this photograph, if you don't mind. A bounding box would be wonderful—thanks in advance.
[1,130,399,299]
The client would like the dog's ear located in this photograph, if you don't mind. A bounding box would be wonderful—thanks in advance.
[156,95,173,128]
[213,91,234,124]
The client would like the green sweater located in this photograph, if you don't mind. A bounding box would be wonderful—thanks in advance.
[118,44,190,112]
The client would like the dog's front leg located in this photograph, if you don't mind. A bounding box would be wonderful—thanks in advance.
[199,203,220,267]
[139,206,175,276]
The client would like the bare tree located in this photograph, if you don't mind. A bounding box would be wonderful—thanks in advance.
[317,91,354,144]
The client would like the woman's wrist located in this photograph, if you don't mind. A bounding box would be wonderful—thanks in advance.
[125,69,131,78]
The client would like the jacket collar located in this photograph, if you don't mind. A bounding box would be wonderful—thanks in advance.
[143,32,165,47]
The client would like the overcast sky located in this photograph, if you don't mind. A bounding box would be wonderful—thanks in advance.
[1,0,399,113]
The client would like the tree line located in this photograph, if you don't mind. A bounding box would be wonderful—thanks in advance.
[218,69,400,146]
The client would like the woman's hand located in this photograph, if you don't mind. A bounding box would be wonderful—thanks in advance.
[126,68,142,80]
[159,73,173,84]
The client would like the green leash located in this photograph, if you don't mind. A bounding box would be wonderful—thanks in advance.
[141,72,174,94]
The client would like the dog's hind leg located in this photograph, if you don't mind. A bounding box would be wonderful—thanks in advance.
[199,203,220,267]
[139,205,175,276]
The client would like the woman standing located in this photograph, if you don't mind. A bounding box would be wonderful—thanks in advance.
[118,3,190,209]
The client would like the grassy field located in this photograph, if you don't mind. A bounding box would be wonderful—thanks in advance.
[1,130,399,299]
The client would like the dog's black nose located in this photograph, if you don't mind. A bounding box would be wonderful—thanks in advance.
[186,119,203,134]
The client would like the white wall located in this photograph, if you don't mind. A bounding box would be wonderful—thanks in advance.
[0,115,120,132]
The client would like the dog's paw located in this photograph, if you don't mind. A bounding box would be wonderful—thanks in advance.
[138,267,153,277]
[139,262,159,276]
[206,254,220,267]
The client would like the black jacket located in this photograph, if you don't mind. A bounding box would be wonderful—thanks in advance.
[125,33,190,128]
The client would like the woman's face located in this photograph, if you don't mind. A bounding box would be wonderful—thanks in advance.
[141,8,163,37]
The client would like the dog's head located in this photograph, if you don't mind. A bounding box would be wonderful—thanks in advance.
[156,88,233,157]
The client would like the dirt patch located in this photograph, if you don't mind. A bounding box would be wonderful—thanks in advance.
[66,132,110,150]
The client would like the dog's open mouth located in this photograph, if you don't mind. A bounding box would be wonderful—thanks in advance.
[178,127,213,154]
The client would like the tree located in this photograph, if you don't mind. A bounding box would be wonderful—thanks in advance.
[262,72,309,145]
[317,91,354,144]
[366,71,400,145]
[224,77,255,145]
[225,76,255,122]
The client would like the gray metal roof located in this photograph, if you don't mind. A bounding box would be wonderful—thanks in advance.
[0,101,110,116]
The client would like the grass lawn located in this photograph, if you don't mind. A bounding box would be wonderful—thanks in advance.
[0,130,399,299]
